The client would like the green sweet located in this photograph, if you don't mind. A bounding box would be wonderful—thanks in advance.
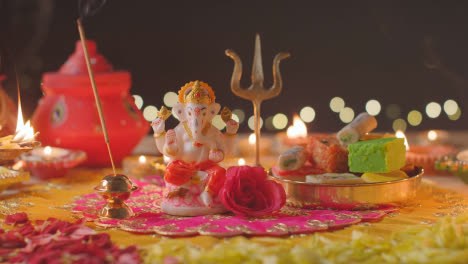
[348,137,406,173]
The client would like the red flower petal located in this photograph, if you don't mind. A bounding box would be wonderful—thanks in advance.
[5,212,28,226]
[0,214,141,263]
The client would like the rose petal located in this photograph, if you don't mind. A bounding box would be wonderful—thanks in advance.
[5,213,28,226]
[0,214,141,263]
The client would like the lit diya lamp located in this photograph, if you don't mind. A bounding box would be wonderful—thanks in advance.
[416,129,450,145]
[285,115,308,145]
[0,95,40,164]
[20,146,86,180]
[122,155,165,179]
[220,157,248,168]
[396,130,457,175]
[238,133,273,157]
[276,115,308,153]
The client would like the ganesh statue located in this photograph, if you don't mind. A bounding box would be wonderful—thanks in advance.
[152,81,239,216]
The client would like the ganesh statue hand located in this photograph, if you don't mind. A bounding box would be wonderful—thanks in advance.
[153,81,237,216]
[225,119,239,135]
[151,117,165,135]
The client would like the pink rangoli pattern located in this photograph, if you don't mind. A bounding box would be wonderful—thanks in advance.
[72,176,397,237]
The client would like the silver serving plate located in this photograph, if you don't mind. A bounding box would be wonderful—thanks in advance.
[270,167,423,210]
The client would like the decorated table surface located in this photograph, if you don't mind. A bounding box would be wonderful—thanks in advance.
[0,34,466,262]
[1,166,468,263]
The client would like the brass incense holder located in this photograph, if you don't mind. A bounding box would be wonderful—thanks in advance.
[77,20,138,219]
[271,167,423,210]
[95,174,138,219]
[226,34,290,165]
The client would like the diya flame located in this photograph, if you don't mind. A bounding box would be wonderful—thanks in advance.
[13,99,36,143]
[287,115,307,139]
[395,130,409,151]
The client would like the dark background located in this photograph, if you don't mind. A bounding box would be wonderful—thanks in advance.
[0,0,467,133]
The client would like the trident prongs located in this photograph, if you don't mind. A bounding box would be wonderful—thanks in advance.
[226,34,290,165]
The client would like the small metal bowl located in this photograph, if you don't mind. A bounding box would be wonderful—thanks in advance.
[435,152,468,184]
[270,167,423,210]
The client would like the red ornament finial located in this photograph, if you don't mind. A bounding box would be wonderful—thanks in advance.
[59,40,113,75]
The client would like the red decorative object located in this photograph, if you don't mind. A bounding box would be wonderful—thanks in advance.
[32,40,149,166]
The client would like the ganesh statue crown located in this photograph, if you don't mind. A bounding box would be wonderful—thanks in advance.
[152,81,239,216]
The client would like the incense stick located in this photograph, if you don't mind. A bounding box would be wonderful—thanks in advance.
[76,19,116,175]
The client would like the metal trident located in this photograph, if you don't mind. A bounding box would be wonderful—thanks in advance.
[225,34,290,165]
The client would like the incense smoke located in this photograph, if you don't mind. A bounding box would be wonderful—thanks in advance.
[423,37,466,99]
[78,0,107,19]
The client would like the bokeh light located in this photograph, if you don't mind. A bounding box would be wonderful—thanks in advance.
[163,92,178,107]
[248,133,256,144]
[330,97,345,113]
[407,110,422,126]
[386,104,401,119]
[272,113,288,130]
[300,106,316,123]
[212,115,226,130]
[339,107,354,123]
[248,116,263,130]
[231,113,240,123]
[448,108,462,121]
[392,118,407,132]
[443,99,458,116]
[365,99,381,116]
[143,105,158,121]
[232,109,245,124]
[425,102,442,118]
[427,130,438,141]
[132,95,143,109]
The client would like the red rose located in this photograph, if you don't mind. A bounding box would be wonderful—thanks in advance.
[218,166,286,217]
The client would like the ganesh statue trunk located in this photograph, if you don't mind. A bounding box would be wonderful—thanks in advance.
[32,40,149,166]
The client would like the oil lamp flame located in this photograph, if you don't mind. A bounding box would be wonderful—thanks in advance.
[44,146,52,156]
[427,130,438,141]
[13,121,35,142]
[248,133,256,145]
[286,115,307,139]
[395,130,409,151]
[13,101,36,143]
[15,102,24,133]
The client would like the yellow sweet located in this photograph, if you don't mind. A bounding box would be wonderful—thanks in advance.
[361,170,408,183]
[348,137,406,173]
